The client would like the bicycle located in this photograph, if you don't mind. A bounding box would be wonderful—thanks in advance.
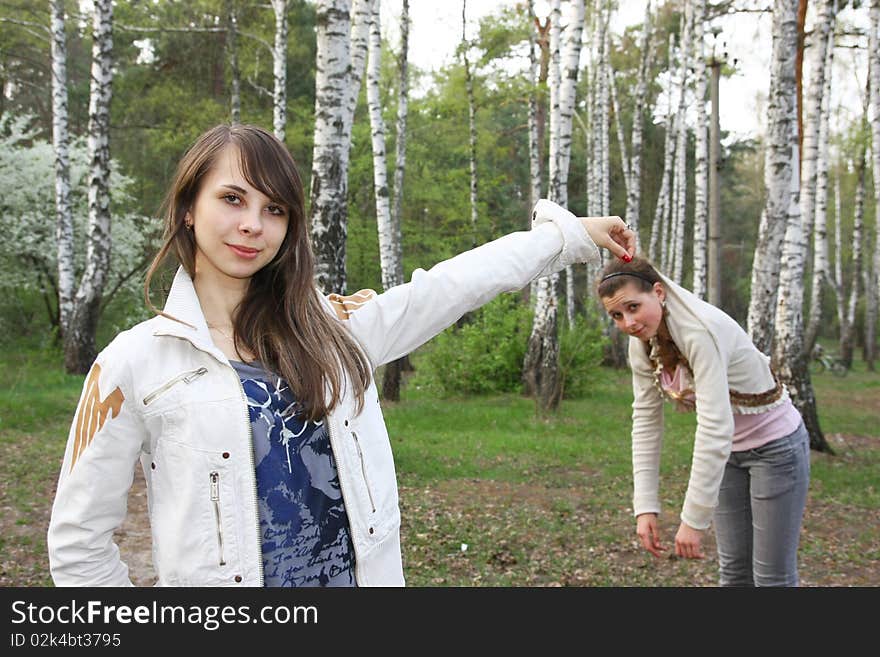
[809,344,848,377]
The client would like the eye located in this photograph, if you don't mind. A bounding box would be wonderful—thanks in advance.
[266,204,287,216]
[609,311,622,320]
[222,194,241,205]
[628,303,640,312]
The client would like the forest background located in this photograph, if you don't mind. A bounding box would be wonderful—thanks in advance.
[0,0,877,586]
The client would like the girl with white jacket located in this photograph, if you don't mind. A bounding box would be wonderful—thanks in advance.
[598,256,810,586]
[47,123,634,587]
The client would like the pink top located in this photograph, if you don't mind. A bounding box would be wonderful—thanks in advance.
[660,364,802,452]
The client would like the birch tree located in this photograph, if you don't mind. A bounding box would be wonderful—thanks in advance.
[559,0,585,327]
[649,33,677,265]
[840,147,866,368]
[309,0,373,294]
[692,0,709,299]
[527,0,544,215]
[771,0,829,452]
[270,0,288,140]
[611,72,630,200]
[833,176,844,342]
[805,30,835,355]
[384,0,409,401]
[366,0,393,291]
[866,0,880,371]
[670,9,691,285]
[799,0,836,252]
[527,4,550,305]
[747,0,800,355]
[390,0,409,287]
[50,0,74,338]
[624,2,654,252]
[226,0,241,124]
[523,0,564,410]
[459,0,480,244]
[64,0,114,374]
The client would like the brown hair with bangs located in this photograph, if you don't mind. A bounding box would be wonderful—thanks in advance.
[144,124,371,421]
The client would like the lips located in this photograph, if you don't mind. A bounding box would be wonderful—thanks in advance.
[227,244,260,259]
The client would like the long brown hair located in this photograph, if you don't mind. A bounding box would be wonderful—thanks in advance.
[144,124,371,420]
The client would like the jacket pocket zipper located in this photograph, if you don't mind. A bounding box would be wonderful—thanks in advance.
[210,471,227,566]
[351,431,376,513]
[143,367,208,406]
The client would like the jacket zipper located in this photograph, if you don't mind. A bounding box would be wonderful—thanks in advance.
[150,335,262,584]
[143,367,208,405]
[351,431,376,513]
[326,414,365,585]
[209,471,227,566]
[234,374,264,586]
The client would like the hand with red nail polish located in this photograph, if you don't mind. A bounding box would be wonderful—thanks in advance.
[579,215,637,262]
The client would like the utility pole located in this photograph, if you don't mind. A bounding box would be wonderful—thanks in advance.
[707,26,726,308]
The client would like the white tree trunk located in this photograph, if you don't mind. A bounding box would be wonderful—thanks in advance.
[805,31,835,355]
[51,0,74,337]
[650,33,677,266]
[382,0,410,401]
[840,147,866,366]
[625,1,654,252]
[309,0,373,294]
[527,0,542,214]
[692,0,709,299]
[671,9,691,285]
[611,71,630,196]
[227,0,241,124]
[462,0,479,244]
[270,0,289,140]
[559,0,584,327]
[524,0,565,410]
[747,0,800,355]
[366,0,394,291]
[390,0,409,289]
[556,0,585,203]
[799,0,836,251]
[548,0,561,201]
[771,0,827,451]
[65,0,113,373]
[866,0,880,370]
[600,19,610,219]
[833,176,845,332]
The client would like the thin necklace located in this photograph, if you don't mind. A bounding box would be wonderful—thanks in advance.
[207,323,235,342]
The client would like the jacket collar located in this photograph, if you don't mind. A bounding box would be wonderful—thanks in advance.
[152,266,227,362]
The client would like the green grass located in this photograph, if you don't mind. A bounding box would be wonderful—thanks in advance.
[1,344,878,586]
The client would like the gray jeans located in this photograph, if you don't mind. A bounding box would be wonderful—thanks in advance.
[713,421,810,587]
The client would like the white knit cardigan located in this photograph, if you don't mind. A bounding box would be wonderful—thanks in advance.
[627,274,790,530]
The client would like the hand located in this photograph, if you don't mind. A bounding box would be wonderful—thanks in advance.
[580,215,636,262]
[636,513,666,558]
[674,521,705,559]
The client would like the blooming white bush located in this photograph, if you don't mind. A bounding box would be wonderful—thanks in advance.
[0,113,159,336]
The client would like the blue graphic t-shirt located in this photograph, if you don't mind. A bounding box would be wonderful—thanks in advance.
[230,360,356,587]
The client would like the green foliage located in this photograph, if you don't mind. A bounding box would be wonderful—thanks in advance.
[557,313,607,399]
[413,294,532,396]
[410,295,607,399]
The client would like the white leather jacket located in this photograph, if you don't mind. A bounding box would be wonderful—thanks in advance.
[47,200,600,586]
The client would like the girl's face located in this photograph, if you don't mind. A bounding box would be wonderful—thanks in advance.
[187,144,289,286]
[601,281,666,341]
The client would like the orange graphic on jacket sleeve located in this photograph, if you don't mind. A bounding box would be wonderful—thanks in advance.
[327,289,377,321]
[70,364,125,472]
